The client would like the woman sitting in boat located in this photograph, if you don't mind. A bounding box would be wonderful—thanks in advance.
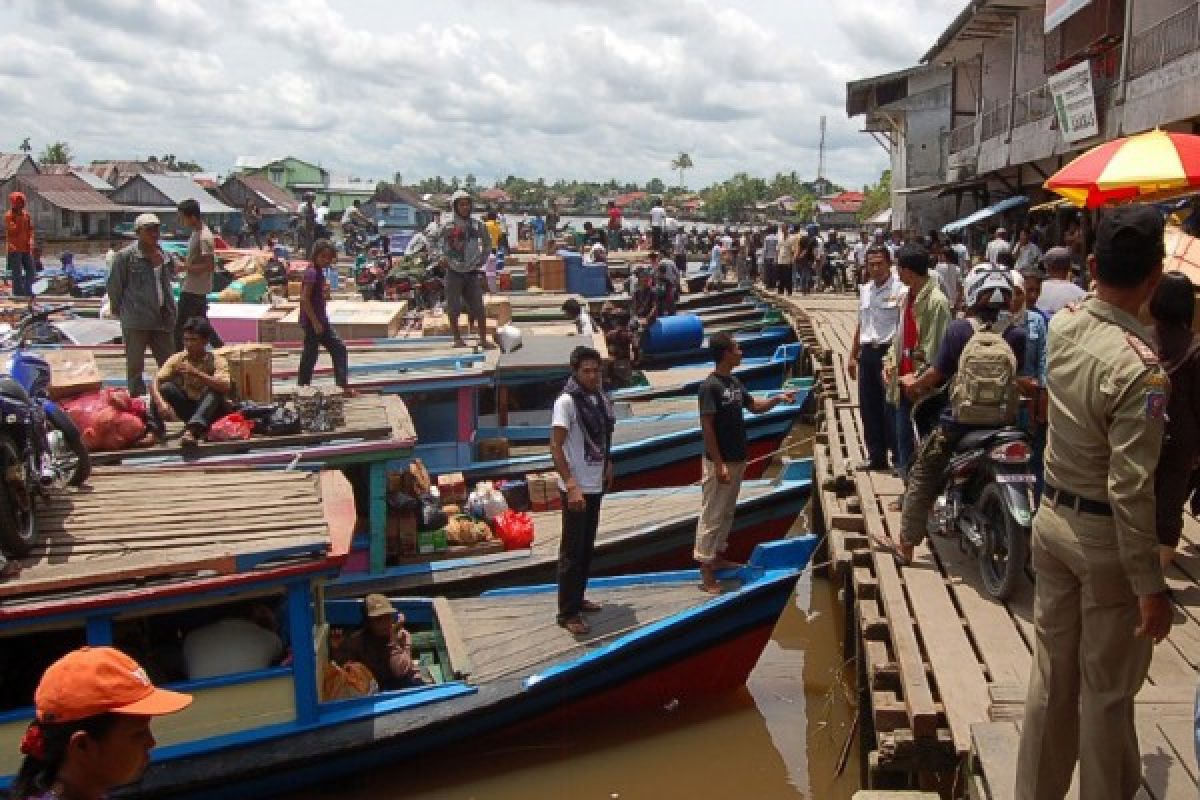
[338,594,426,691]
[10,647,191,800]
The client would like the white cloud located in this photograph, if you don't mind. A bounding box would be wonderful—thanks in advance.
[1,0,964,189]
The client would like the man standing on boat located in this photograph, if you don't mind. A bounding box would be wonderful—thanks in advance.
[175,198,223,351]
[434,189,493,349]
[106,213,177,398]
[550,345,615,635]
[695,332,794,594]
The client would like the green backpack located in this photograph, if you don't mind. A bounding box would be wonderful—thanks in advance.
[950,317,1018,426]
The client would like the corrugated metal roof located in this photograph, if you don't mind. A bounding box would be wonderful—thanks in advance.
[226,174,301,213]
[0,153,38,182]
[13,174,122,213]
[137,174,235,213]
[71,170,113,191]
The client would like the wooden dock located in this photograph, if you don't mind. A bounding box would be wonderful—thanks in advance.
[760,290,1199,798]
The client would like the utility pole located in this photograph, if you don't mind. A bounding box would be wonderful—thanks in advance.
[817,115,827,185]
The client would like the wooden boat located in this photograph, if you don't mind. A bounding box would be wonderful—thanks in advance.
[677,285,748,309]
[460,392,806,489]
[334,458,813,596]
[639,325,796,369]
[0,465,818,799]
[614,345,805,401]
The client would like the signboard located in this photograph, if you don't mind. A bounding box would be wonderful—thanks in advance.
[1049,60,1100,143]
[1045,0,1092,32]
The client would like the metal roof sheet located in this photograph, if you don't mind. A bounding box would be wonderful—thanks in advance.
[136,174,235,213]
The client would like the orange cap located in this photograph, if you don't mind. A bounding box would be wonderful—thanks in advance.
[35,647,192,724]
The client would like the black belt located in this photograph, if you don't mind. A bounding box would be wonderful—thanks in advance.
[1044,484,1113,517]
[860,341,892,351]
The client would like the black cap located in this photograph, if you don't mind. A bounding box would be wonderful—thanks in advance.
[896,243,930,276]
[1094,205,1165,264]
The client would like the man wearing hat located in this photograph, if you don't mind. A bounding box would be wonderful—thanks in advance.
[1035,245,1086,316]
[340,593,425,690]
[5,191,36,297]
[106,213,177,397]
[1015,205,1173,800]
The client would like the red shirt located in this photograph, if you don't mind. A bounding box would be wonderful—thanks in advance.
[899,293,918,376]
[607,207,622,230]
[5,209,34,253]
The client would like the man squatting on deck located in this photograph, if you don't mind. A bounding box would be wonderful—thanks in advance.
[550,345,615,636]
[694,332,793,595]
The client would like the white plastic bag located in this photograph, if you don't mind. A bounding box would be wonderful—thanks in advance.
[496,323,522,353]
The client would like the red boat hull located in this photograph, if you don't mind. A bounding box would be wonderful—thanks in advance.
[612,436,783,492]
[606,512,802,575]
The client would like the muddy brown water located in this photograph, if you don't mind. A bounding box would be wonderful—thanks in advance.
[301,423,861,800]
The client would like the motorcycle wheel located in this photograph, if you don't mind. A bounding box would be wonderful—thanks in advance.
[46,406,91,486]
[0,436,36,558]
[977,483,1028,601]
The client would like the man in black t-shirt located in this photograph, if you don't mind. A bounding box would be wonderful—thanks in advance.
[695,332,795,593]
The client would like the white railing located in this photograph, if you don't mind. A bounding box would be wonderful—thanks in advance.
[949,122,976,153]
[981,102,1011,141]
[1129,2,1200,78]
[1013,84,1053,127]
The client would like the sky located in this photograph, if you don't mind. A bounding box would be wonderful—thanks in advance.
[0,0,965,191]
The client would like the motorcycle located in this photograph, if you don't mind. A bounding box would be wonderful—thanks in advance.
[0,302,91,559]
[356,259,386,301]
[343,219,377,257]
[912,386,1035,600]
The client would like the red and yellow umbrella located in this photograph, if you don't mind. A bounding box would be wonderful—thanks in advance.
[1045,129,1200,208]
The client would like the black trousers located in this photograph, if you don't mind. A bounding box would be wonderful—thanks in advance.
[175,292,224,351]
[857,342,896,467]
[776,263,794,294]
[148,383,225,435]
[557,491,603,622]
[298,325,349,388]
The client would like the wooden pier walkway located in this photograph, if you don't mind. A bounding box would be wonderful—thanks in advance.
[760,291,1199,798]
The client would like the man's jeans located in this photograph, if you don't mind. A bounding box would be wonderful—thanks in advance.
[7,251,35,296]
[557,491,603,622]
[147,383,226,436]
[122,328,174,398]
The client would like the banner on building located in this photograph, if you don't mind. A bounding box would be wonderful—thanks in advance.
[1045,0,1092,32]
[1049,60,1100,143]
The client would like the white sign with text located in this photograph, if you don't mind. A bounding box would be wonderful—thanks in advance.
[1049,60,1100,144]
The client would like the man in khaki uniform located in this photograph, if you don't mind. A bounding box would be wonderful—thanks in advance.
[1016,205,1174,800]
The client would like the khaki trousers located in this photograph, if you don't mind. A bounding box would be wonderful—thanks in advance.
[693,459,746,562]
[1015,502,1153,800]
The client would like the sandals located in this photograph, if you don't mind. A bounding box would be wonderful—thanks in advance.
[559,616,590,635]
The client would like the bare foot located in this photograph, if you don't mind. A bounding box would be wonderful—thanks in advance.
[180,430,199,448]
[558,616,590,635]
[136,432,162,447]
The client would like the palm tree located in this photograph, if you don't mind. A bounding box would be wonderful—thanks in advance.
[670,152,693,189]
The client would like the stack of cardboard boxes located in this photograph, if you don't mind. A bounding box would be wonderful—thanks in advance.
[526,256,566,291]
[215,344,274,403]
[526,472,562,512]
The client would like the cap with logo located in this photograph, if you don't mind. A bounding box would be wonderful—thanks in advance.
[364,593,397,618]
[134,213,162,231]
[35,647,192,724]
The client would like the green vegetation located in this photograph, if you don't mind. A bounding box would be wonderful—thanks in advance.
[38,141,73,165]
[858,169,891,222]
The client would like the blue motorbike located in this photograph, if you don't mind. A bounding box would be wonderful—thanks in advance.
[0,303,91,558]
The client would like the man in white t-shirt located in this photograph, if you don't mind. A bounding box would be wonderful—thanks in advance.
[649,199,667,253]
[985,227,1012,265]
[934,247,963,310]
[1035,246,1086,315]
[183,602,284,679]
[549,346,614,635]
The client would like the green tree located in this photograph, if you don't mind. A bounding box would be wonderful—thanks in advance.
[646,177,665,195]
[19,137,31,154]
[858,169,892,222]
[670,152,693,189]
[39,141,72,165]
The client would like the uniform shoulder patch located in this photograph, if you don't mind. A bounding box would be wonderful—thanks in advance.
[1126,333,1159,367]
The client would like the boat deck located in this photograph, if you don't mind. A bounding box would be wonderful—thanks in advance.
[1,468,333,606]
[448,580,733,683]
[762,291,1200,797]
[90,395,414,466]
[506,415,702,458]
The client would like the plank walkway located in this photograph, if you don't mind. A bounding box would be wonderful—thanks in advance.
[759,289,1200,797]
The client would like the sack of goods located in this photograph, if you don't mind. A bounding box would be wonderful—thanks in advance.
[62,388,147,451]
[950,317,1018,426]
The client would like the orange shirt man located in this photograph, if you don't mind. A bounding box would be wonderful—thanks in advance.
[5,191,36,296]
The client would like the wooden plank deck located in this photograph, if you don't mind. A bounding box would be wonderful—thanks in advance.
[759,289,1200,795]
[0,468,331,604]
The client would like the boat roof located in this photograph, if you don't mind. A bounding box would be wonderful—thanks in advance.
[0,469,351,622]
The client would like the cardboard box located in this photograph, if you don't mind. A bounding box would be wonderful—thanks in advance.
[436,472,467,506]
[484,296,512,325]
[539,257,566,292]
[215,344,274,403]
[278,301,409,342]
[476,437,510,461]
[43,350,103,400]
[287,280,303,301]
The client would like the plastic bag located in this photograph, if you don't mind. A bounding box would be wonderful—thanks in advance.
[209,412,253,442]
[493,509,534,550]
[496,324,522,353]
[467,481,509,521]
[62,388,146,451]
[417,494,448,532]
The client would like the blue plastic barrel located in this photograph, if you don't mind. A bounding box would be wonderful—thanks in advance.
[643,313,704,354]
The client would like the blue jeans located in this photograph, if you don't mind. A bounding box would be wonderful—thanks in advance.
[7,251,35,296]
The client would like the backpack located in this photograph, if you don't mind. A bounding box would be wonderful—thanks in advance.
[949,317,1018,426]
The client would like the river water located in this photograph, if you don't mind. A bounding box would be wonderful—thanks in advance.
[300,425,860,800]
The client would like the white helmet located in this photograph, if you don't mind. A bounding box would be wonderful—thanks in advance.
[964,266,1014,309]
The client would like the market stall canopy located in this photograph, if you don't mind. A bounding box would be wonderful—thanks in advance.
[940,196,1028,234]
[1045,129,1200,208]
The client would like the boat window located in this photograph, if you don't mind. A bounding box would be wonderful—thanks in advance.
[110,592,288,684]
[0,625,86,713]
[322,600,450,701]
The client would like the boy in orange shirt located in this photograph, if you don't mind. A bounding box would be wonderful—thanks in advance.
[5,191,36,296]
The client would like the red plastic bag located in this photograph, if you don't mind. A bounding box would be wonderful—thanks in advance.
[493,509,535,550]
[62,388,146,451]
[209,412,253,442]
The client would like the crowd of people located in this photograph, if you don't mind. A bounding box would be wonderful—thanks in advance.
[821,206,1199,798]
